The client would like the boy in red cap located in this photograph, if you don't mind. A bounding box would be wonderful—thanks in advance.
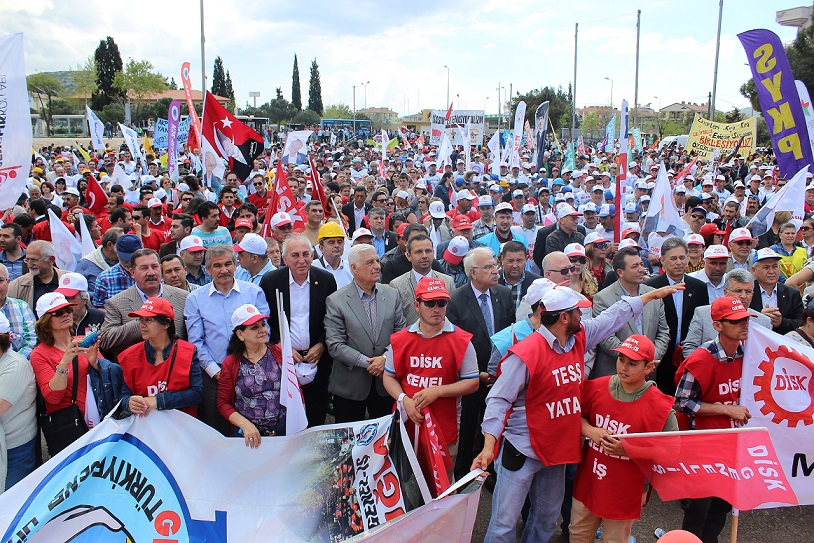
[383,277,480,475]
[570,334,677,543]
[674,296,754,542]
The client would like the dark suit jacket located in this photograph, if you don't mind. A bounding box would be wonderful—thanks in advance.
[532,223,587,270]
[749,280,804,335]
[260,266,338,345]
[645,273,709,392]
[499,270,541,301]
[380,252,444,284]
[447,283,515,373]
[382,230,398,254]
[341,202,373,235]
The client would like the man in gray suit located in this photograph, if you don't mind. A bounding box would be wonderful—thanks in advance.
[100,249,188,359]
[592,247,670,378]
[390,234,454,326]
[683,268,772,358]
[326,243,406,423]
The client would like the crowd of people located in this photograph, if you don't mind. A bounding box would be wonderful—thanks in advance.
[0,130,808,543]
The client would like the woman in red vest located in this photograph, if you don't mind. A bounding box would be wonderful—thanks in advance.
[216,304,286,447]
[119,297,202,418]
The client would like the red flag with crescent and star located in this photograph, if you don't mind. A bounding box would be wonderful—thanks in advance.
[201,92,264,182]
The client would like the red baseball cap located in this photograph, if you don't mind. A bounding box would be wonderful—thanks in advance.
[397,223,409,238]
[700,223,726,237]
[415,277,451,301]
[234,218,253,229]
[612,334,656,362]
[128,297,175,320]
[711,296,755,321]
[452,215,473,230]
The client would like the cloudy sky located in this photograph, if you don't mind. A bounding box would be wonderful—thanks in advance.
[2,0,801,117]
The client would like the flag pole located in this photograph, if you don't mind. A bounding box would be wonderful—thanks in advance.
[730,508,739,543]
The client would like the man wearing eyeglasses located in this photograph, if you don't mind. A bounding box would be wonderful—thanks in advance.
[726,228,755,271]
[8,240,69,311]
[383,277,480,478]
[683,205,708,235]
[247,173,270,221]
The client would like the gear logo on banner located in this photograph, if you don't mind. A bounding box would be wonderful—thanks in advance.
[753,346,814,427]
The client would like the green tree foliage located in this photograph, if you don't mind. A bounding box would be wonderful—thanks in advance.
[511,86,573,132]
[167,77,178,90]
[294,109,321,126]
[113,59,168,121]
[100,102,125,125]
[71,55,97,104]
[581,112,601,139]
[725,107,744,123]
[92,36,123,110]
[323,103,354,119]
[307,59,323,115]
[225,71,235,102]
[292,55,302,111]
[211,56,227,96]
[27,73,64,136]
[741,19,814,112]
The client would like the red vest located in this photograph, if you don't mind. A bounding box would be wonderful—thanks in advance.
[119,340,197,417]
[391,326,472,445]
[675,346,742,430]
[507,329,586,466]
[573,377,674,520]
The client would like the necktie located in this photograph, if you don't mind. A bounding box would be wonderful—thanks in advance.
[479,292,494,336]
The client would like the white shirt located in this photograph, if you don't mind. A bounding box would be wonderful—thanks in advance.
[689,268,726,302]
[313,257,353,288]
[289,271,311,350]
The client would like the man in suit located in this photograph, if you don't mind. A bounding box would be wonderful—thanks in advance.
[260,235,337,426]
[325,243,406,423]
[498,241,540,310]
[749,247,804,335]
[341,185,372,236]
[390,234,454,325]
[380,223,446,284]
[100,249,188,358]
[592,247,670,378]
[645,236,709,394]
[447,246,515,478]
[8,240,69,310]
[367,208,397,258]
[684,268,772,358]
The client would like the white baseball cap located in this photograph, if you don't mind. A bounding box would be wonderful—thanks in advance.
[179,235,206,252]
[524,278,557,306]
[540,286,592,313]
[618,238,641,251]
[443,235,469,265]
[556,204,582,220]
[494,202,514,214]
[684,233,705,246]
[753,247,781,263]
[55,272,88,297]
[63,187,80,197]
[478,195,494,207]
[582,202,599,213]
[271,212,293,228]
[154,188,168,200]
[512,189,524,198]
[429,201,447,219]
[564,243,586,258]
[729,228,752,243]
[396,190,410,199]
[456,189,476,200]
[521,203,536,214]
[234,233,268,255]
[703,244,730,259]
[147,197,163,208]
[351,228,374,242]
[583,232,609,245]
[35,292,77,319]
[230,303,269,330]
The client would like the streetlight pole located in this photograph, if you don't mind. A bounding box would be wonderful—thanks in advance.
[361,81,369,110]
[604,77,614,113]
[654,96,662,138]
[444,65,450,107]
[200,0,206,96]
[711,0,724,120]
[353,85,356,138]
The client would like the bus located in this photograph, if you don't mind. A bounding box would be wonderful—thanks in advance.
[321,118,373,136]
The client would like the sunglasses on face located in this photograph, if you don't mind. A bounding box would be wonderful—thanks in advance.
[690,214,706,220]
[182,198,192,202]
[733,240,752,246]
[569,257,587,265]
[801,226,813,231]
[419,299,448,308]
[52,307,72,317]
[593,243,609,250]
[553,266,577,275]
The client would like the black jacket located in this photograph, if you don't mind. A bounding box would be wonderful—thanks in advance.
[749,280,804,335]
[341,201,373,235]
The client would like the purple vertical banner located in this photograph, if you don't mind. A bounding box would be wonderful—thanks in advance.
[167,100,181,181]
[738,29,814,178]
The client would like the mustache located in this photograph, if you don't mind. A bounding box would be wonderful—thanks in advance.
[144,275,159,281]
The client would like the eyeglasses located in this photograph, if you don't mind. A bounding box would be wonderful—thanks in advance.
[593,243,609,250]
[419,299,448,308]
[138,316,157,324]
[52,307,72,317]
[801,226,813,231]
[374,198,386,203]
[690,214,706,220]
[0,278,8,284]
[23,257,48,264]
[226,178,238,182]
[552,266,577,275]
[132,216,142,221]
[722,317,750,325]
[472,264,498,271]
[181,198,192,202]
[253,182,265,187]
[386,201,395,206]
[569,257,587,265]
[728,288,754,296]
[733,240,752,246]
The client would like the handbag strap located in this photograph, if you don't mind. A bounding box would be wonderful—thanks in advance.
[164,342,179,383]
[70,356,79,405]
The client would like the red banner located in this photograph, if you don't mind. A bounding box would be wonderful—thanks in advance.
[414,409,451,498]
[619,428,798,510]
[259,163,305,238]
[307,156,330,219]
[180,62,202,151]
[84,174,108,215]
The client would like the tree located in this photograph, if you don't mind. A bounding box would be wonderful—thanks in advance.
[167,77,178,90]
[581,112,601,140]
[294,109,321,127]
[113,58,167,122]
[307,58,323,115]
[71,55,97,105]
[741,18,814,112]
[268,87,295,126]
[291,54,302,111]
[725,107,744,124]
[211,56,227,96]
[323,103,354,119]
[225,71,235,101]
[92,36,123,110]
[99,102,125,125]
[511,86,572,133]
[27,73,64,136]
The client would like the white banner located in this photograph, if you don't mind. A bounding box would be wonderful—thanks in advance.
[747,165,808,237]
[118,123,147,175]
[429,110,485,146]
[510,102,526,168]
[85,105,106,151]
[0,410,481,542]
[0,33,32,211]
[48,209,81,271]
[795,80,814,160]
[742,323,814,506]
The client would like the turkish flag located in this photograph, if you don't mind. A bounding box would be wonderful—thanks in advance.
[620,428,798,510]
[307,157,330,219]
[260,163,306,238]
[201,92,263,181]
[444,102,453,122]
[414,409,451,498]
[85,174,108,215]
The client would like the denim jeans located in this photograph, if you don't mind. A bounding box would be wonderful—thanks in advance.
[6,437,37,489]
[484,441,566,543]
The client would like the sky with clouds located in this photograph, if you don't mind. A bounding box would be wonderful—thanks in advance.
[2,0,802,117]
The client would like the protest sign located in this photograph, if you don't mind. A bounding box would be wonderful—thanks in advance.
[429,110,485,146]
[685,113,757,159]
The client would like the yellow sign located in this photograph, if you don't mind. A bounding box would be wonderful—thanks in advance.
[686,114,756,159]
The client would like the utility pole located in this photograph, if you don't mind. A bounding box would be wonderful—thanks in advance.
[200,0,206,96]
[444,65,450,107]
[634,9,641,128]
[711,0,723,120]
[353,85,356,138]
[571,22,578,142]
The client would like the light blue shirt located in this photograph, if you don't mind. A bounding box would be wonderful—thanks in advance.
[760,284,778,309]
[475,231,528,257]
[372,232,386,257]
[669,275,684,348]
[184,279,270,376]
[235,260,276,285]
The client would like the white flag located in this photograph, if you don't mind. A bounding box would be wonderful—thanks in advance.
[86,105,106,151]
[76,212,96,258]
[48,209,82,271]
[510,101,527,168]
[747,165,808,237]
[457,122,471,172]
[109,162,131,188]
[0,33,32,211]
[795,80,814,160]
[487,131,500,170]
[277,297,308,435]
[118,123,147,175]
[436,133,453,170]
[643,162,685,238]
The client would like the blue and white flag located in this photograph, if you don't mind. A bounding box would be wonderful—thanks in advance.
[747,165,808,237]
[86,105,106,151]
[118,123,147,175]
[604,114,616,153]
[643,162,685,238]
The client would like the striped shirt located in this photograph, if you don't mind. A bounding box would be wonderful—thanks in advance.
[0,296,37,358]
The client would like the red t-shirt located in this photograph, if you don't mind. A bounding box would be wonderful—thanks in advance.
[30,344,90,414]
